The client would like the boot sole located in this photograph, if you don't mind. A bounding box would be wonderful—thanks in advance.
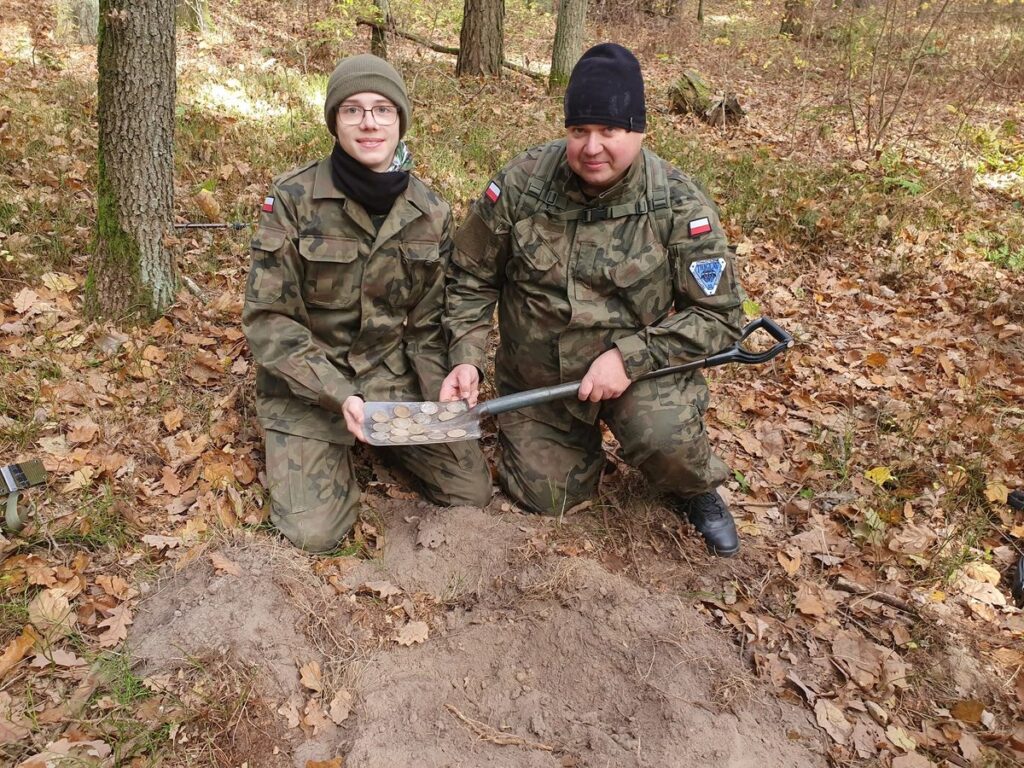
[707,541,740,558]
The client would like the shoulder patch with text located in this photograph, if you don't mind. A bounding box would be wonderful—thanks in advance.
[689,258,726,296]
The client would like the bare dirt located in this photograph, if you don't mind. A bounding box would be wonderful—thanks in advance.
[130,501,826,767]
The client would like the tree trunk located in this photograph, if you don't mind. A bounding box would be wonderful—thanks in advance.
[176,0,210,32]
[56,0,99,45]
[88,0,177,321]
[549,0,586,89]
[697,0,705,23]
[780,0,811,37]
[456,0,505,77]
[371,0,389,59]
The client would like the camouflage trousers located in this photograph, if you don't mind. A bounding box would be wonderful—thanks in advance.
[265,430,492,552]
[496,373,729,515]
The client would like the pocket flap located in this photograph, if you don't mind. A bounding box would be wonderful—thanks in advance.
[299,236,360,264]
[610,249,667,288]
[251,226,287,252]
[401,240,440,262]
[512,218,560,272]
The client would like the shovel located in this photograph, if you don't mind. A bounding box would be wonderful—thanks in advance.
[363,317,793,447]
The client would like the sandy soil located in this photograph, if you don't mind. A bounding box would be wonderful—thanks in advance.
[130,501,826,767]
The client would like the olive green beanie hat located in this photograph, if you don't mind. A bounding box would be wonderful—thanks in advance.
[324,54,411,138]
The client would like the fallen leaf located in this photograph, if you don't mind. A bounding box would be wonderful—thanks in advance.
[209,552,242,576]
[163,407,184,432]
[795,582,828,617]
[0,626,39,680]
[29,589,78,639]
[12,288,39,315]
[891,753,934,768]
[777,547,801,576]
[363,581,401,599]
[97,603,133,647]
[278,697,301,729]
[303,698,331,734]
[964,562,1001,586]
[161,466,182,496]
[67,417,99,444]
[814,698,852,745]
[886,724,917,752]
[299,660,322,692]
[142,534,181,551]
[865,466,894,486]
[306,760,343,768]
[40,272,76,292]
[395,621,429,646]
[328,689,353,724]
[195,189,221,221]
[16,737,112,765]
[984,481,1009,504]
[951,699,984,724]
[30,648,85,668]
[96,575,135,601]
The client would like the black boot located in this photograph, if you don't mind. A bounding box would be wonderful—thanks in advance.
[677,491,740,558]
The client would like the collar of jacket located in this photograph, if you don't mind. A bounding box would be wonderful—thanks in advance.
[311,156,432,215]
[562,150,647,208]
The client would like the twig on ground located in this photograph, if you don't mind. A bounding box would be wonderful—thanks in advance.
[444,703,555,752]
[832,576,918,615]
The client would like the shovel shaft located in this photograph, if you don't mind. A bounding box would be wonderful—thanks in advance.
[476,317,792,419]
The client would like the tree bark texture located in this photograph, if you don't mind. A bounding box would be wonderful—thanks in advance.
[371,0,390,58]
[89,0,177,320]
[549,0,586,89]
[456,0,505,77]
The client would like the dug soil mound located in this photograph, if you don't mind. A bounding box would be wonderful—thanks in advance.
[130,502,825,767]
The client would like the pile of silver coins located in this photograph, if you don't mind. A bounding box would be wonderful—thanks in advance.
[368,401,470,444]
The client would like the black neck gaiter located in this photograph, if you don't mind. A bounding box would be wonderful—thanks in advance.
[330,143,410,216]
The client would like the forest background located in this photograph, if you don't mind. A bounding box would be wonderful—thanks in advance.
[0,0,1022,766]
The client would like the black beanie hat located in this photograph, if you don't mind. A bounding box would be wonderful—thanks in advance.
[564,43,646,133]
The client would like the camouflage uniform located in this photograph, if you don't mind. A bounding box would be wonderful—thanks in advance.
[445,140,744,514]
[243,157,491,552]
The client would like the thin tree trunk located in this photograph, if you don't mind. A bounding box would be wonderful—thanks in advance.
[88,0,177,320]
[371,0,389,58]
[549,0,587,89]
[697,0,705,23]
[56,0,99,45]
[176,0,209,32]
[456,0,505,77]
[780,0,811,37]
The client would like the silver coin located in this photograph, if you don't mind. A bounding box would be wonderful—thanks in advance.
[446,428,468,438]
[408,423,425,435]
[371,410,389,423]
[390,433,408,443]
[410,434,428,442]
[393,405,412,418]
[446,402,467,413]
[437,411,457,422]
[421,402,439,415]
[412,412,432,424]
[372,422,389,433]
[427,432,446,441]
[390,428,409,437]
[392,417,412,429]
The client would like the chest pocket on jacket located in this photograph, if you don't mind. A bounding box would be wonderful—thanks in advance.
[572,220,672,326]
[299,236,360,309]
[508,216,564,285]
[383,240,440,309]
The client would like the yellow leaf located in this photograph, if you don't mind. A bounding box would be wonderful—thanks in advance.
[395,620,429,646]
[865,466,894,486]
[195,189,221,222]
[298,660,322,692]
[984,482,1008,504]
[0,625,39,680]
[777,548,801,576]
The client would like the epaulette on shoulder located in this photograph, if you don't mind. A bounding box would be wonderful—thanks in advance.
[272,158,319,187]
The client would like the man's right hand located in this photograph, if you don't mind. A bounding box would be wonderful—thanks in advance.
[440,364,480,408]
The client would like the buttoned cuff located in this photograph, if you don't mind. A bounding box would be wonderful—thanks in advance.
[614,334,656,380]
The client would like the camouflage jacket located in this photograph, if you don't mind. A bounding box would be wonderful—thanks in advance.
[445,140,745,429]
[242,156,454,445]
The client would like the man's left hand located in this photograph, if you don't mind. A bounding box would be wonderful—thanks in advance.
[578,348,632,402]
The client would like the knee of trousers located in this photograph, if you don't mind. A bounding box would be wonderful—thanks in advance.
[497,454,597,516]
[269,494,359,553]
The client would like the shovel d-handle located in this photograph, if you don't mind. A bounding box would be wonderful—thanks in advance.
[476,317,793,420]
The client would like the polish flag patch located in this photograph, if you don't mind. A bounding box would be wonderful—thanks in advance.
[485,181,501,203]
[261,196,275,213]
[688,217,712,237]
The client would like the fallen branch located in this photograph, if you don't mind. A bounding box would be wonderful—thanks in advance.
[356,19,545,81]
[832,576,917,615]
[444,704,555,752]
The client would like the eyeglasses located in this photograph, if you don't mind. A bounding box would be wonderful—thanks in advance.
[337,104,399,126]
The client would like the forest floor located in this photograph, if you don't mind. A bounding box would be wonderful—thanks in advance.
[1,1,1023,767]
